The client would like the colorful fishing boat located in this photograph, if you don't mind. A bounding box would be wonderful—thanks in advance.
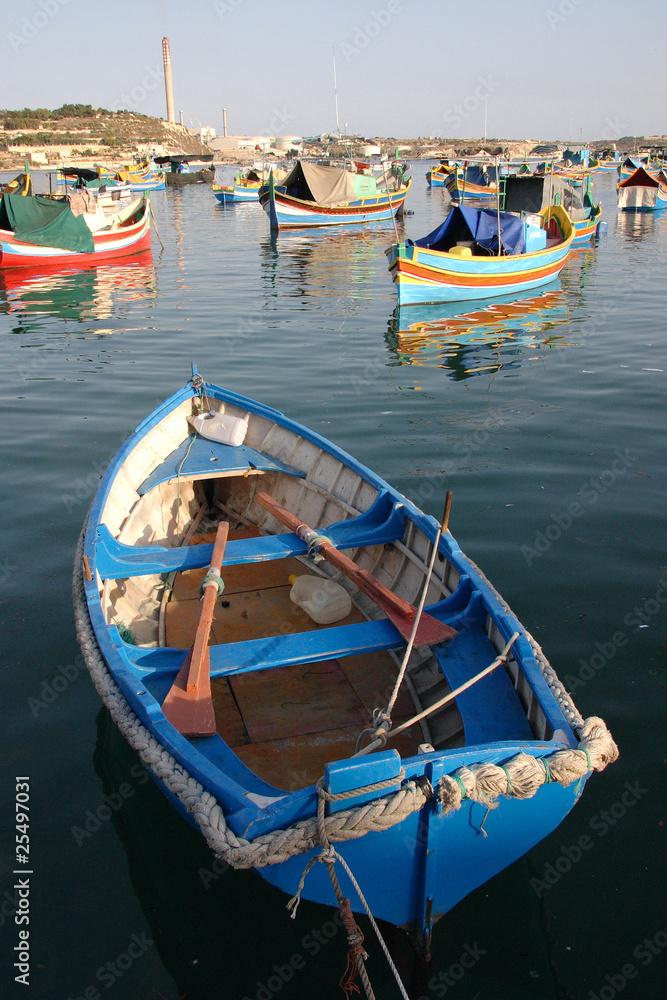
[212,168,271,204]
[259,160,411,229]
[1,170,32,197]
[502,173,602,245]
[426,161,458,187]
[154,155,215,186]
[592,149,621,172]
[74,366,617,962]
[445,165,499,202]
[386,204,574,305]
[97,159,166,191]
[0,193,151,268]
[617,167,667,211]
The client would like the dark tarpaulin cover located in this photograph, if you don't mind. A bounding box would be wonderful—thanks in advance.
[0,193,94,252]
[459,165,498,186]
[503,175,587,219]
[407,205,525,256]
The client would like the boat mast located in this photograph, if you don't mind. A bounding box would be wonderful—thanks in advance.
[332,47,341,135]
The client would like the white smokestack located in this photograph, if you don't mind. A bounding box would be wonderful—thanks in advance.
[162,37,175,124]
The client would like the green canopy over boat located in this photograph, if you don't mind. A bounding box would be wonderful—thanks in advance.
[0,192,94,253]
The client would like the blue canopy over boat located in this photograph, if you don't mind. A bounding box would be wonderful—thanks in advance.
[407,205,526,256]
[460,165,498,186]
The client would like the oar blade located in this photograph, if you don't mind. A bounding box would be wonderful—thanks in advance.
[385,606,457,646]
[162,649,217,737]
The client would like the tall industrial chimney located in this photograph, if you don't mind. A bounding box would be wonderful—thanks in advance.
[162,37,175,123]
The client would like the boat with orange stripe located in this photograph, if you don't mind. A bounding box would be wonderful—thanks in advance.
[386,204,574,306]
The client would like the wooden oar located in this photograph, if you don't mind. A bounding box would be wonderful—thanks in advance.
[256,493,456,647]
[162,520,229,736]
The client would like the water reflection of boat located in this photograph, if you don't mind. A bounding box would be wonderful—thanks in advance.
[0,250,155,321]
[259,225,405,303]
[613,209,658,243]
[386,282,571,380]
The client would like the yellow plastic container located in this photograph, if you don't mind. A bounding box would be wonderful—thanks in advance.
[448,245,473,257]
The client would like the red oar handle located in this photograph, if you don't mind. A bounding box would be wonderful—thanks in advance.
[256,492,456,647]
[257,492,419,617]
[187,520,229,692]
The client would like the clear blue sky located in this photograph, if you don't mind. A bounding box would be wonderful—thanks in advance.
[4,0,665,141]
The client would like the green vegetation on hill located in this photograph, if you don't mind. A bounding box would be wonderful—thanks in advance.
[0,105,210,159]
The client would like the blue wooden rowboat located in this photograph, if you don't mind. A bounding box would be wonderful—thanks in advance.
[386,204,575,306]
[617,166,667,211]
[259,160,411,229]
[74,367,617,952]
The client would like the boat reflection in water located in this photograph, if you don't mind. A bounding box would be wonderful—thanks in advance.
[613,209,659,246]
[0,249,156,324]
[386,281,571,380]
[259,225,404,306]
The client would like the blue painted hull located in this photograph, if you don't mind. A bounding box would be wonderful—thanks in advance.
[213,184,260,204]
[386,206,574,306]
[78,371,614,937]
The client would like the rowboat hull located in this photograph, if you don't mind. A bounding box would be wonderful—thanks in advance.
[165,169,214,186]
[213,183,261,204]
[446,178,498,202]
[387,205,574,305]
[126,175,166,191]
[0,201,151,268]
[75,369,616,943]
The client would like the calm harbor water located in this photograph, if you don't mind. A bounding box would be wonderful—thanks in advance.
[0,168,664,1000]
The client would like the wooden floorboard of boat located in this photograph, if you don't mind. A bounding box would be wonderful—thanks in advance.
[232,721,422,791]
[167,521,422,789]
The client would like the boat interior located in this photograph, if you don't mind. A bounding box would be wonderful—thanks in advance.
[93,393,558,794]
